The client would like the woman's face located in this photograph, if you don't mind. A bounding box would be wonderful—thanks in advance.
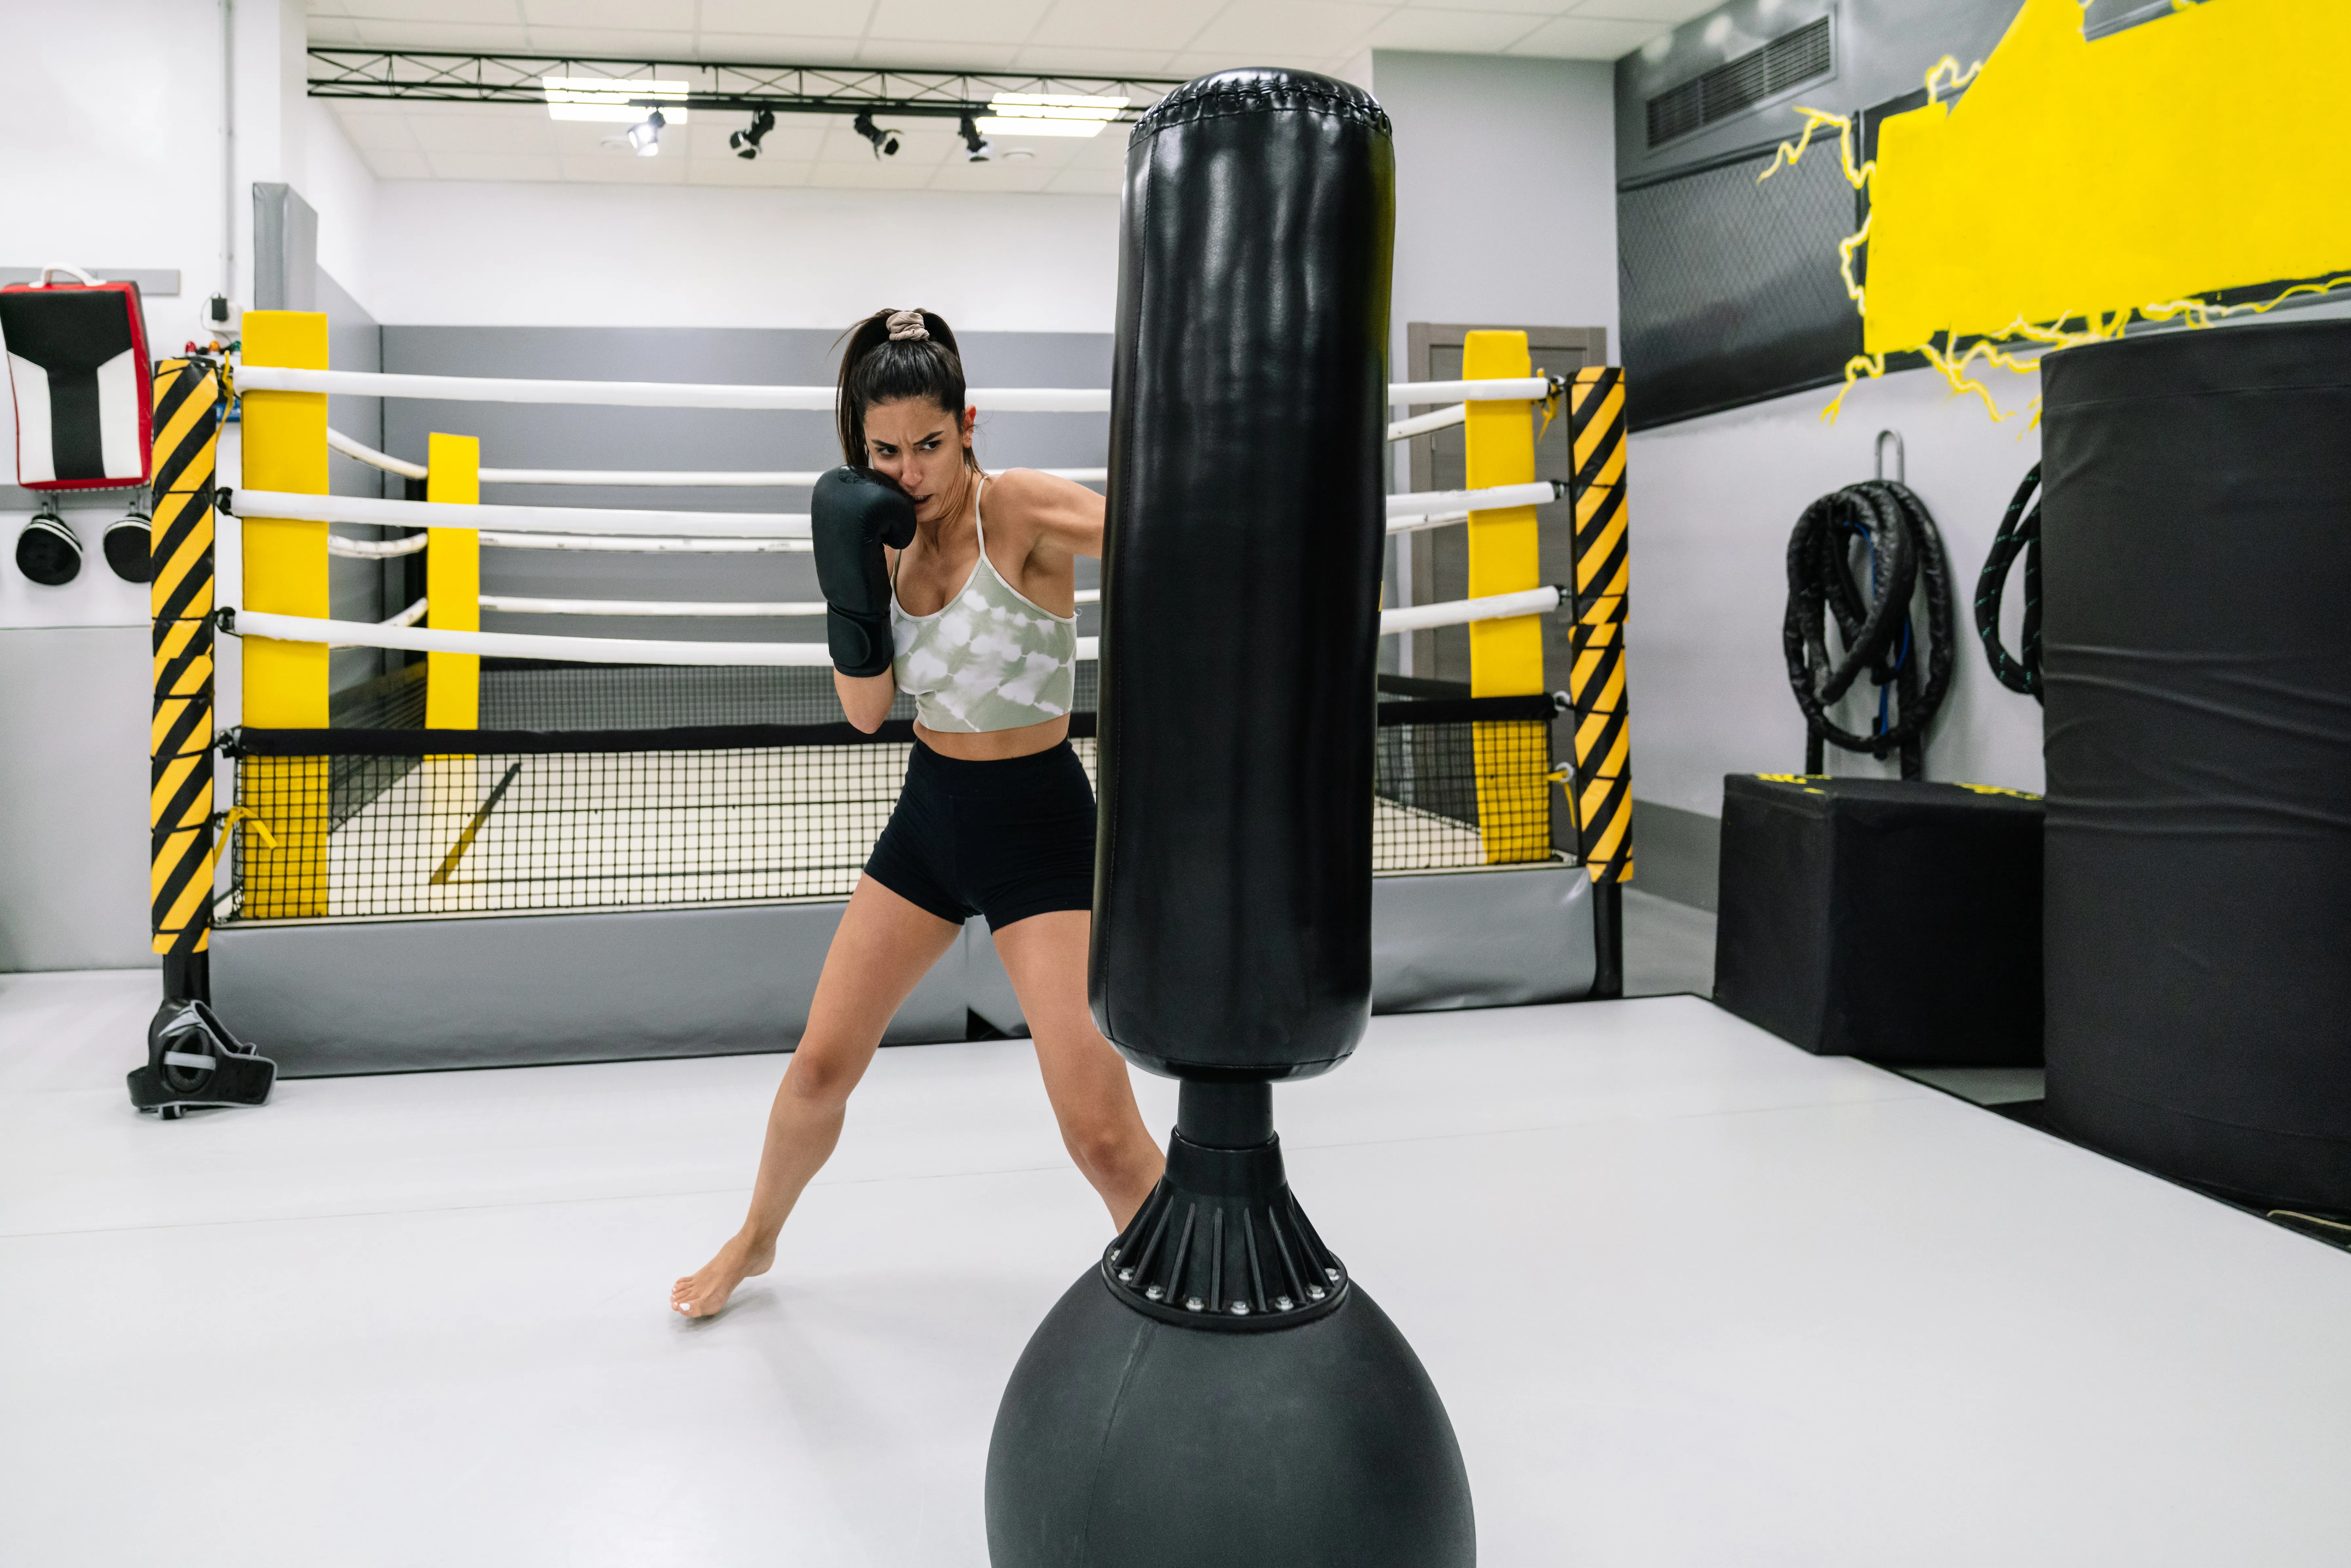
[862,398,975,524]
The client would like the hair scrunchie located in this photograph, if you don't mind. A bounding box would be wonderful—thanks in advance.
[886,309,931,342]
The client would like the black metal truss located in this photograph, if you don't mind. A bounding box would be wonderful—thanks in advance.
[307,49,1182,122]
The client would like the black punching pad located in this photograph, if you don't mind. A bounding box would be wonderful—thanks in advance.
[987,1272,1474,1568]
[1090,69,1395,1081]
[2040,318,2351,1211]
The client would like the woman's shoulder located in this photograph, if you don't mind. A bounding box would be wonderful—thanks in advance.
[983,466,1072,511]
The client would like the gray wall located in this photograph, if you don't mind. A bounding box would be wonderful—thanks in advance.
[381,327,1109,648]
[0,627,155,970]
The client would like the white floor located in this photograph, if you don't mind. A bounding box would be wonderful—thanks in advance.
[4,971,2349,1567]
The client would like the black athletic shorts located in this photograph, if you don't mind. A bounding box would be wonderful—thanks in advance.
[863,738,1096,931]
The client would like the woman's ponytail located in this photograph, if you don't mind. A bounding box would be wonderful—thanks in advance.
[834,308,975,469]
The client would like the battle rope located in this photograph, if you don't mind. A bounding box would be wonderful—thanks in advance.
[1975,464,2043,704]
[1781,478,1955,779]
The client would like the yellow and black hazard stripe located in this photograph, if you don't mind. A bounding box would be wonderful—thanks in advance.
[150,358,222,956]
[1566,366,1632,884]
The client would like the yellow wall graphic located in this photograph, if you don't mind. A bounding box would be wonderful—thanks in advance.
[1762,0,2351,417]
[1866,0,2351,357]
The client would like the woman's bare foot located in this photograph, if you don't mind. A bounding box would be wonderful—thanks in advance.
[670,1232,776,1318]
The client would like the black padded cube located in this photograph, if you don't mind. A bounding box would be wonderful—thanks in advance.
[1712,774,2043,1065]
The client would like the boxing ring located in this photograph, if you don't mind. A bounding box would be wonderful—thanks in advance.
[150,316,1636,1073]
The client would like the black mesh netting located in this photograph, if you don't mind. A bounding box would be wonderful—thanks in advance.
[1618,140,1863,428]
[225,692,1556,920]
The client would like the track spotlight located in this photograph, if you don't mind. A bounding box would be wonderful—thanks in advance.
[16,507,82,587]
[104,508,152,583]
[959,114,993,162]
[730,107,775,160]
[627,107,666,157]
[854,110,901,158]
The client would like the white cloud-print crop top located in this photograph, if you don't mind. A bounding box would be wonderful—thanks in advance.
[889,475,1078,734]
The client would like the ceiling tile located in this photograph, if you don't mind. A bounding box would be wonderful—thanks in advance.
[1027,0,1226,52]
[557,153,688,182]
[512,26,705,55]
[327,106,422,151]
[426,151,568,181]
[1504,14,1661,55]
[1181,0,1392,55]
[817,121,959,165]
[684,116,830,162]
[687,36,869,65]
[865,0,1055,46]
[400,107,558,153]
[807,159,945,189]
[684,158,821,186]
[361,148,436,179]
[925,159,1059,193]
[1005,43,1183,77]
[1161,49,1343,76]
[1392,0,1569,15]
[1365,9,1547,50]
[694,0,876,36]
[517,0,698,26]
[1043,167,1123,195]
[852,39,1024,68]
[329,0,528,23]
[1569,0,1715,20]
[344,18,536,49]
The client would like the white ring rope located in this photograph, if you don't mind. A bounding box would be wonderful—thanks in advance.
[252,365,1550,413]
[326,532,430,559]
[1385,481,1560,519]
[480,595,828,618]
[1380,585,1561,635]
[480,532,809,554]
[229,588,1543,664]
[326,426,428,480]
[1387,378,1554,404]
[1387,405,1466,442]
[235,489,809,540]
[244,366,1110,412]
[229,609,1087,667]
[268,487,1548,550]
[474,588,1102,618]
[324,430,1107,488]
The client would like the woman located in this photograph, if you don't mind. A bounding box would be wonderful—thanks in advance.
[672,308,1164,1318]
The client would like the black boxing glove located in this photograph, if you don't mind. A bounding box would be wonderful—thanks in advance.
[811,466,917,678]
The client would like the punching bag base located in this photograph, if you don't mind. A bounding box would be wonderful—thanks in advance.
[985,1271,1474,1568]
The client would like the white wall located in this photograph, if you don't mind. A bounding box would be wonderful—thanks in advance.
[364,181,1118,332]
[1626,363,2049,818]
[1373,50,1620,363]
[11,0,232,354]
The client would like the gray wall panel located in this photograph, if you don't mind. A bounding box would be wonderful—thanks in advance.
[1372,863,1595,1013]
[0,627,156,971]
[212,865,1595,1073]
[214,900,975,1076]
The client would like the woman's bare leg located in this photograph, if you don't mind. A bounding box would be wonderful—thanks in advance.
[671,877,962,1317]
[991,909,1165,1226]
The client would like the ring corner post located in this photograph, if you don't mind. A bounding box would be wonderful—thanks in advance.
[1461,330,1549,865]
[423,431,480,730]
[1565,365,1634,997]
[150,357,223,1001]
[238,311,331,919]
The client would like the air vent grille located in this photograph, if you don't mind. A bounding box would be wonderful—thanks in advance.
[1646,16,1833,148]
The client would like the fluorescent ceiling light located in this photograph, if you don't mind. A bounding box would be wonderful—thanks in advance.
[980,91,1126,138]
[543,77,691,123]
[974,116,1106,138]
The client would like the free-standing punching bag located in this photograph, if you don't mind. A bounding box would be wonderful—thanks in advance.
[2040,317,2351,1213]
[984,69,1476,1566]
